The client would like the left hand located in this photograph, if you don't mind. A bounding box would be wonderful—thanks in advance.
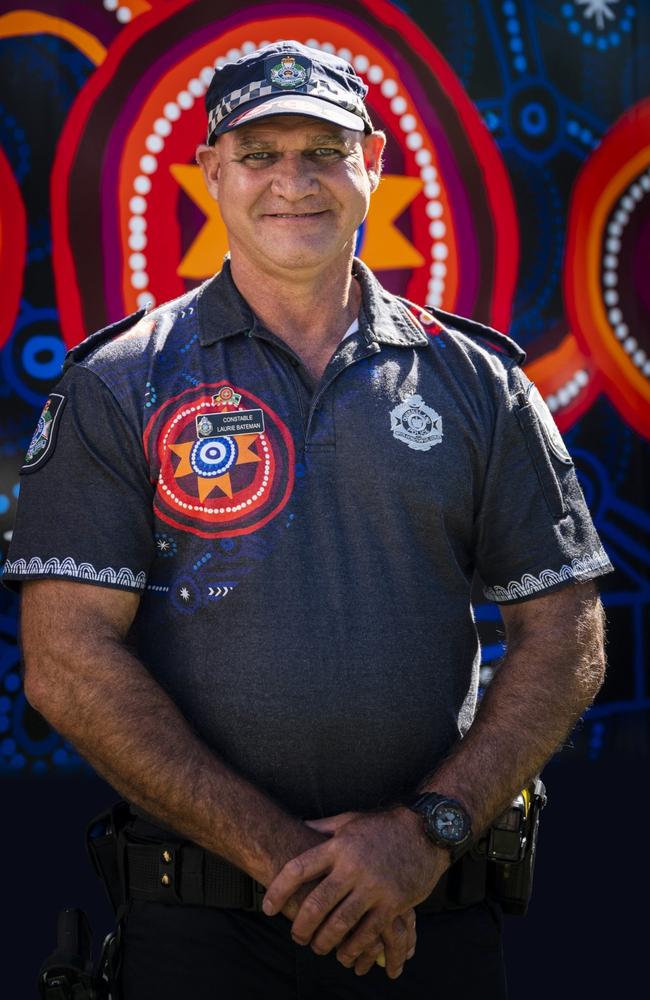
[262,807,448,976]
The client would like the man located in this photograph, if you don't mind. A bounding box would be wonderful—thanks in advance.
[5,41,611,999]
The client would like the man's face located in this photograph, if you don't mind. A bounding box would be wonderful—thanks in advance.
[196,115,385,275]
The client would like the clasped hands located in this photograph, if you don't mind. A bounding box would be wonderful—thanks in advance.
[262,807,448,980]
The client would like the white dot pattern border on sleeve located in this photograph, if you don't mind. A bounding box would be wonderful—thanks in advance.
[482,547,612,603]
[2,556,147,590]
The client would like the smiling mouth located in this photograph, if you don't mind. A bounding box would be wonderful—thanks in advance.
[265,211,328,218]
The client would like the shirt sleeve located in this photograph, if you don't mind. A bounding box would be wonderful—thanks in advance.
[2,363,155,593]
[473,364,614,603]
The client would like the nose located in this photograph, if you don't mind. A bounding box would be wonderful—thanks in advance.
[269,152,319,201]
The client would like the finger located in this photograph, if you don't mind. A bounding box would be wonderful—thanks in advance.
[304,812,359,834]
[291,878,354,947]
[281,893,302,921]
[397,908,416,960]
[353,940,385,977]
[335,910,389,969]
[382,915,410,980]
[308,891,369,955]
[263,845,331,916]
[406,910,417,961]
[304,819,334,833]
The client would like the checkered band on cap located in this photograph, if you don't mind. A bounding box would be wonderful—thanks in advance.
[207,81,274,140]
[206,78,369,143]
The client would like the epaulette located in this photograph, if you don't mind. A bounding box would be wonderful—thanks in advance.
[63,307,148,370]
[398,297,445,337]
[427,306,526,364]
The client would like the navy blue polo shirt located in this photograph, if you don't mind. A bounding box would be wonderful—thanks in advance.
[4,259,612,817]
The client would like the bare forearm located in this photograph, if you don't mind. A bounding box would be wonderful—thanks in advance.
[419,584,606,833]
[25,634,320,885]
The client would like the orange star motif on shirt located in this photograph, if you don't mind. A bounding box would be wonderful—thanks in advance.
[169,434,261,502]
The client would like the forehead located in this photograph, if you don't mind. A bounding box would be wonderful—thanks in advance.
[226,115,360,146]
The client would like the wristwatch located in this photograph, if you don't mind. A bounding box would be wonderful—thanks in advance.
[406,792,473,862]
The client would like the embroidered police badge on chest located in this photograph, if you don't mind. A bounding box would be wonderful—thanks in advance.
[21,393,67,473]
[390,394,443,451]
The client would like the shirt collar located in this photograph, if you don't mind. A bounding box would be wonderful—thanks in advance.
[197,258,255,346]
[352,259,428,347]
[197,256,428,348]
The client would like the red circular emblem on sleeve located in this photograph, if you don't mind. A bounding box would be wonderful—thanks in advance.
[144,382,295,537]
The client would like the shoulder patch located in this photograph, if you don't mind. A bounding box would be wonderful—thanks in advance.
[21,393,66,474]
[526,383,572,463]
[427,306,526,364]
[63,308,148,370]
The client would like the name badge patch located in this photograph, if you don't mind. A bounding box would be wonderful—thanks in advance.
[22,393,66,473]
[196,408,265,438]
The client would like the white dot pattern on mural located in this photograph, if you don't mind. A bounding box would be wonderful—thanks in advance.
[126,39,449,311]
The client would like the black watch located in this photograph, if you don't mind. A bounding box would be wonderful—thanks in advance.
[406,793,472,862]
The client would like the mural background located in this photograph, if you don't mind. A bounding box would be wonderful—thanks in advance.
[1,0,648,995]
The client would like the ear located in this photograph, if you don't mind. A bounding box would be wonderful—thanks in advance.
[195,143,221,199]
[363,131,386,193]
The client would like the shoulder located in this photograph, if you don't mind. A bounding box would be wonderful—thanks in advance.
[430,306,526,366]
[63,308,148,370]
[398,298,526,369]
[64,285,204,374]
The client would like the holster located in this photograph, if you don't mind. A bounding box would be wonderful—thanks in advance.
[420,776,547,916]
[86,801,131,917]
[38,908,105,1000]
[484,777,547,916]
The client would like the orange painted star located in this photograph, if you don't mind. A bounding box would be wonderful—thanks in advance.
[169,433,261,502]
[170,164,424,278]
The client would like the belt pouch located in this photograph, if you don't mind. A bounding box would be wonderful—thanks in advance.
[86,801,131,914]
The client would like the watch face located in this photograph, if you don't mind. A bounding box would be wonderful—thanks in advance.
[432,802,469,844]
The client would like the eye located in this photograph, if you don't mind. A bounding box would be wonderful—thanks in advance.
[311,147,344,158]
[242,151,274,162]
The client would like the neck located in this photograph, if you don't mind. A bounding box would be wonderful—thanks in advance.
[228,250,361,369]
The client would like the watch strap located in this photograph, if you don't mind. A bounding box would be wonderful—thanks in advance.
[406,791,447,811]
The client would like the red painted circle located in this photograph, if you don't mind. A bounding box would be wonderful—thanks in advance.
[144,380,295,537]
[0,147,27,351]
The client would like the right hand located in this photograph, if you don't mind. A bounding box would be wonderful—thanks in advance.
[277,811,418,978]
[281,889,416,977]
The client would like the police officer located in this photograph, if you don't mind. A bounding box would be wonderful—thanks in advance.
[5,42,611,999]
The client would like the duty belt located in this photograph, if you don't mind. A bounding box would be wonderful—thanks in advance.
[123,838,487,914]
[126,839,268,911]
[87,804,489,917]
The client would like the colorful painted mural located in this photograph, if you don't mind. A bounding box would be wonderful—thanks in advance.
[0,0,648,773]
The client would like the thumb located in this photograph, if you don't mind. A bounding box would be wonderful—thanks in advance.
[305,811,360,834]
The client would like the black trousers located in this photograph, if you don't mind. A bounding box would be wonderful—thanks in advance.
[120,898,508,999]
